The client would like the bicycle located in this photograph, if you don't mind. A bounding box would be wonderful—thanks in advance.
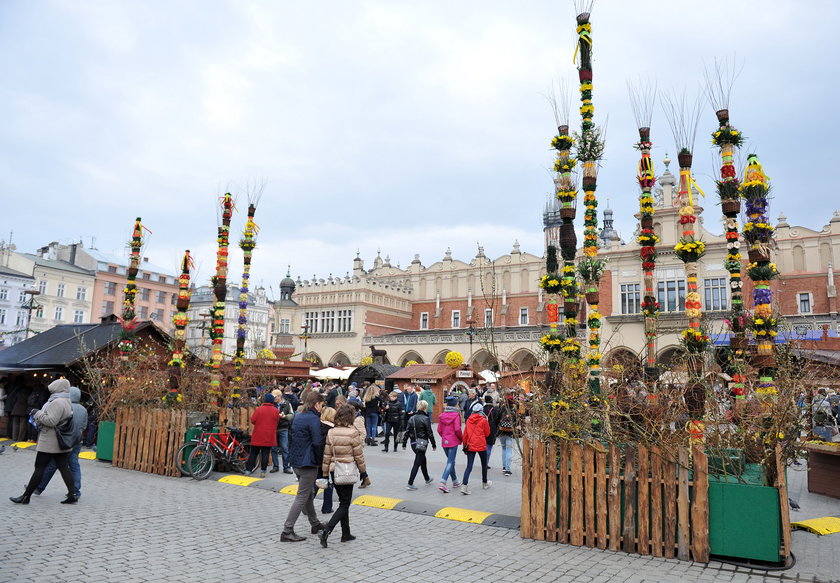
[174,421,215,476]
[187,426,251,480]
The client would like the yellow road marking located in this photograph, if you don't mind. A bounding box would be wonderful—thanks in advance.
[11,441,36,449]
[353,495,402,510]
[78,451,97,460]
[218,475,262,486]
[279,483,325,496]
[434,507,493,524]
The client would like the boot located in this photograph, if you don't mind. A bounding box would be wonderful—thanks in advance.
[61,494,78,504]
[359,476,371,488]
[9,493,31,504]
[381,447,388,452]
[461,484,471,495]
[319,527,331,548]
[369,439,378,446]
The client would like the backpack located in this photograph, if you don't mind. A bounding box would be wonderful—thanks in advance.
[498,408,514,432]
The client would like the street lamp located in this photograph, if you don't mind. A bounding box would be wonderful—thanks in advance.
[21,290,42,340]
[465,318,477,364]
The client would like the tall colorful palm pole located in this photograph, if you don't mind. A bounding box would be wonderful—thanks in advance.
[663,93,707,415]
[165,250,193,405]
[705,63,748,399]
[629,82,660,380]
[118,218,145,360]
[574,6,606,395]
[232,203,258,402]
[209,194,234,409]
[741,156,779,398]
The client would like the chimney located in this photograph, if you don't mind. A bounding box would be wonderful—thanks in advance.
[69,243,77,265]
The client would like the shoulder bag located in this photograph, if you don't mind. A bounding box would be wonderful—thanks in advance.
[330,435,360,485]
[55,414,76,450]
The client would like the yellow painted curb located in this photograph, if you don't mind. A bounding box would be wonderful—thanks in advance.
[11,441,36,449]
[353,495,402,510]
[434,507,493,524]
[0,438,10,443]
[219,475,262,486]
[78,451,97,460]
[279,484,325,496]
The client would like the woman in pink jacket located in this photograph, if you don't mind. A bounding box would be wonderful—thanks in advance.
[436,395,463,493]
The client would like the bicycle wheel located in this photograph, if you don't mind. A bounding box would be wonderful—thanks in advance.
[174,441,198,476]
[230,442,250,473]
[187,444,215,480]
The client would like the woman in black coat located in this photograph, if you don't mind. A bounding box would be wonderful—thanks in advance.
[401,401,437,489]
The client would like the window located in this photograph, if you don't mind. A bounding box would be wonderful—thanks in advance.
[142,272,151,280]
[158,276,167,284]
[19,290,27,303]
[56,283,65,298]
[35,306,43,319]
[420,312,429,330]
[151,309,164,321]
[171,293,177,305]
[157,290,166,303]
[54,306,63,321]
[337,309,353,332]
[0,288,7,300]
[621,284,641,314]
[304,311,319,333]
[657,279,686,312]
[280,318,291,334]
[451,310,461,328]
[484,308,493,328]
[76,287,87,301]
[799,293,812,314]
[319,310,335,333]
[139,288,150,301]
[38,280,47,294]
[138,306,148,319]
[16,311,25,326]
[107,265,117,273]
[519,307,529,326]
[703,278,728,311]
[0,309,5,324]
[73,310,85,323]
[104,281,117,295]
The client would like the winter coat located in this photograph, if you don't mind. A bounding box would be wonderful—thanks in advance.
[402,411,437,449]
[436,407,463,448]
[383,399,402,424]
[288,409,323,468]
[399,391,418,415]
[353,414,366,440]
[484,404,500,446]
[463,397,480,421]
[69,387,89,447]
[322,425,367,476]
[463,412,491,452]
[250,403,280,447]
[275,399,294,431]
[10,385,31,416]
[33,379,73,454]
[363,395,380,416]
[419,388,436,416]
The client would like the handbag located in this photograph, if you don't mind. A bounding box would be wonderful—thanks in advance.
[414,437,429,452]
[330,437,360,485]
[55,415,76,450]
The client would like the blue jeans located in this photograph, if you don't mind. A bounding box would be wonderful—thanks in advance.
[271,430,290,470]
[365,412,379,440]
[499,434,514,472]
[38,442,82,496]
[440,446,459,485]
[463,450,488,486]
[321,483,334,513]
[486,444,493,465]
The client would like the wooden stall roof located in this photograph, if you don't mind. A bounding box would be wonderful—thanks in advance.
[387,364,463,381]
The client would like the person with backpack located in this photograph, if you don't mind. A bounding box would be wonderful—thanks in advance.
[33,386,88,498]
[402,400,437,489]
[437,395,463,493]
[461,403,491,495]
[497,392,518,476]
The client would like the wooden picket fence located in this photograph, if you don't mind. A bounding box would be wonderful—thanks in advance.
[225,406,257,433]
[521,437,710,562]
[112,408,188,477]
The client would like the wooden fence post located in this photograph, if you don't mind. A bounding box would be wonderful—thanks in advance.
[595,448,608,550]
[622,446,637,554]
[546,441,558,542]
[691,445,709,562]
[775,444,792,562]
[569,443,584,546]
[558,441,570,544]
[650,445,664,558]
[520,437,532,539]
[607,444,622,551]
[637,444,650,555]
[677,448,690,561]
[584,445,596,547]
[532,440,547,541]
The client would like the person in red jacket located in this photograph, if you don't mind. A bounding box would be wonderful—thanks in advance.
[246,393,280,478]
[461,402,491,495]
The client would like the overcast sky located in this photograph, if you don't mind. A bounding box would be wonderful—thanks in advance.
[2,1,838,298]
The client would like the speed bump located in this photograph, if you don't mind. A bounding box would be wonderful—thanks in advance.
[219,475,263,486]
[279,484,325,496]
[792,517,840,535]
[78,451,97,460]
[353,495,402,510]
[434,506,493,524]
[11,441,36,449]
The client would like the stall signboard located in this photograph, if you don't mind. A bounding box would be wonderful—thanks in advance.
[456,370,473,378]
[411,378,436,384]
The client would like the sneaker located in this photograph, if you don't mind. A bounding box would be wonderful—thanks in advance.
[439,483,449,493]
[461,484,471,495]
[482,481,493,489]
[269,467,280,473]
[452,481,461,489]
[406,484,417,490]
[283,468,293,474]
[425,478,433,485]
[259,472,266,478]
[503,470,512,476]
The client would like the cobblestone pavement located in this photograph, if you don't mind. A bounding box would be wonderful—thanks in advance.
[1,443,837,583]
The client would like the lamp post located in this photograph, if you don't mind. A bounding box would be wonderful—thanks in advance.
[21,290,42,340]
[465,318,477,365]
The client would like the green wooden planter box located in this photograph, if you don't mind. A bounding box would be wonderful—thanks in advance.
[96,420,116,462]
[708,466,783,563]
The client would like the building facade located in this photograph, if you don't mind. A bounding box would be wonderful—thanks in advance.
[0,263,35,347]
[267,157,840,375]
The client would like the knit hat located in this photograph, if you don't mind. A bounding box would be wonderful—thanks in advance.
[471,402,484,413]
[445,395,458,406]
[263,393,275,404]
